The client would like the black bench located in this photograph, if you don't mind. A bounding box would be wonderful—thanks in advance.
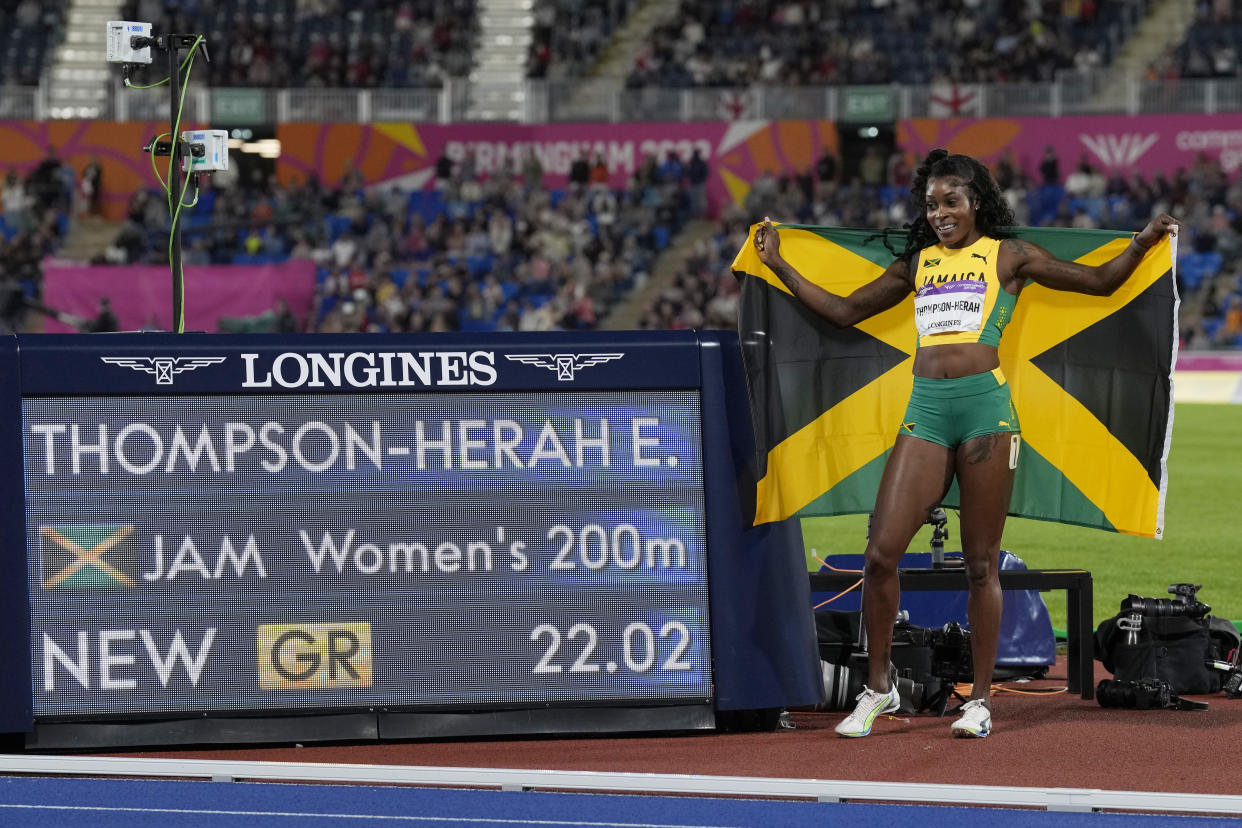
[809,568,1095,699]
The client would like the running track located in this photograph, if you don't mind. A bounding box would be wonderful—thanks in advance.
[0,774,1239,828]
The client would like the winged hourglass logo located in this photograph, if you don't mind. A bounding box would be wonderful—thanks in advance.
[100,356,227,385]
[504,353,624,381]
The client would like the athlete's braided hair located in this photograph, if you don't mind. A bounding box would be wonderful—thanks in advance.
[894,149,1016,263]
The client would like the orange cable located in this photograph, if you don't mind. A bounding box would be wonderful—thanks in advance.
[995,686,1068,696]
[954,682,1067,697]
[812,578,863,609]
[809,550,863,574]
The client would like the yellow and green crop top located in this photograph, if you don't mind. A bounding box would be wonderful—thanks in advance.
[912,236,1016,348]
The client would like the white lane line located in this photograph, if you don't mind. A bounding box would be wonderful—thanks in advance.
[0,803,740,828]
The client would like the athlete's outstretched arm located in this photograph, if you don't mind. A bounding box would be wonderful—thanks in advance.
[1003,213,1178,296]
[753,217,912,327]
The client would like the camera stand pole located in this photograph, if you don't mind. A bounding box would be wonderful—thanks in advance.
[857,513,872,654]
[166,35,185,333]
[162,34,207,333]
[137,33,206,334]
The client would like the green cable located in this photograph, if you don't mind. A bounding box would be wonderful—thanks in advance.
[126,78,170,90]
[166,37,200,209]
[167,164,197,325]
[166,35,203,333]
[125,43,204,89]
[148,132,171,197]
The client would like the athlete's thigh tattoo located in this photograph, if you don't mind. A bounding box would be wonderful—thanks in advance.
[962,433,1002,465]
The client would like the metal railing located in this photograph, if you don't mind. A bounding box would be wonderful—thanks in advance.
[10,75,1242,122]
[0,86,40,119]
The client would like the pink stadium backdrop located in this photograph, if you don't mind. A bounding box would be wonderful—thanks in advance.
[40,260,317,333]
[273,120,843,219]
[272,115,1242,215]
[899,113,1242,182]
[4,115,1242,226]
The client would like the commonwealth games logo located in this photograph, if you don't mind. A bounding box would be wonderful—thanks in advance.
[40,524,137,589]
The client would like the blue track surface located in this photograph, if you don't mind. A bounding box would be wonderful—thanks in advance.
[0,776,1239,828]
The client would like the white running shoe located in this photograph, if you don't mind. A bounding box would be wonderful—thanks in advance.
[951,699,992,738]
[834,685,900,738]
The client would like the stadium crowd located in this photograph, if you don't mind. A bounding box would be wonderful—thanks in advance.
[0,0,67,87]
[528,0,638,82]
[620,0,1135,88]
[84,137,1242,349]
[105,147,696,335]
[0,155,76,332]
[1,0,1240,348]
[1148,0,1241,80]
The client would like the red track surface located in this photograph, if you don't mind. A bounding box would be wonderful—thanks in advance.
[111,657,1242,796]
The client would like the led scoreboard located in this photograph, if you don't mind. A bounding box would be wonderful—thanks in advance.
[0,331,822,747]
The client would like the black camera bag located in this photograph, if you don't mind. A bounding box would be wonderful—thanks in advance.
[814,609,948,711]
[1094,613,1240,695]
[815,609,940,679]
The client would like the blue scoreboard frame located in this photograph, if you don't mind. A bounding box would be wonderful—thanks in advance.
[0,330,822,748]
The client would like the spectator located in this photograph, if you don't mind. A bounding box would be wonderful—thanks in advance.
[589,154,610,186]
[569,152,590,193]
[817,150,840,190]
[521,152,544,193]
[1039,146,1061,187]
[78,156,103,218]
[686,149,709,217]
[1215,295,1242,347]
[84,297,119,333]
[434,151,453,189]
[658,151,684,186]
[274,298,300,333]
[2,169,30,234]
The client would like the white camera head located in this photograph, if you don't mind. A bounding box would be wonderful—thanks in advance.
[106,21,153,64]
[182,130,230,173]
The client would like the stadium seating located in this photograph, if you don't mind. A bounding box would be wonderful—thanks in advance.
[528,0,638,80]
[117,0,479,87]
[0,0,67,86]
[1171,19,1242,78]
[624,0,1149,89]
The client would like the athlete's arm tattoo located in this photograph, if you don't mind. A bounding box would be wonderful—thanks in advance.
[1002,239,1030,257]
[770,261,806,298]
[771,260,909,326]
[1040,259,1088,279]
[1005,236,1135,295]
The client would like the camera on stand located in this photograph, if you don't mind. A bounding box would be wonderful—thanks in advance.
[1117,583,1211,645]
[1119,583,1211,619]
[931,621,974,682]
[819,616,972,715]
[927,506,959,570]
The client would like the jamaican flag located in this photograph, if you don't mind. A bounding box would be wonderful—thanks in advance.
[733,224,1178,538]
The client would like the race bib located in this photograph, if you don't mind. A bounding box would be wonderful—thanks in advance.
[914,281,986,336]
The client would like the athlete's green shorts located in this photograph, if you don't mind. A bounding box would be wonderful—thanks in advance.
[898,368,1021,448]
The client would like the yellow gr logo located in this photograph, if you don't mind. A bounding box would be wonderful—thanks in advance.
[257,622,372,690]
